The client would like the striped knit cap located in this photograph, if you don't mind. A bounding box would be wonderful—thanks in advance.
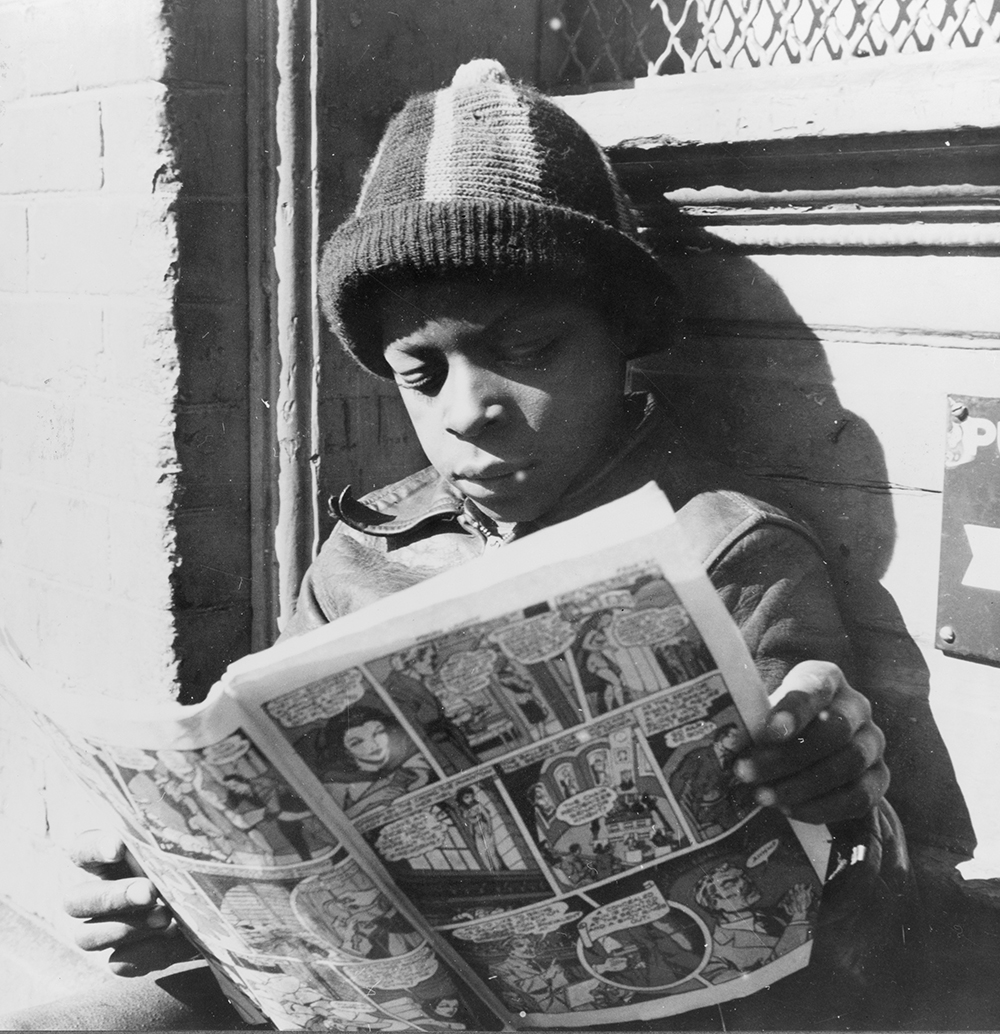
[319,59,676,377]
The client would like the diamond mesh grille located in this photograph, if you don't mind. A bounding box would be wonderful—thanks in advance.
[543,0,999,84]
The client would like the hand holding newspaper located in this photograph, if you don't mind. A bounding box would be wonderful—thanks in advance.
[0,484,830,1031]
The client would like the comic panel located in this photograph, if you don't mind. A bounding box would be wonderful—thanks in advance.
[262,674,440,821]
[363,778,552,927]
[440,809,821,1019]
[442,894,695,1015]
[499,720,691,894]
[557,565,717,717]
[365,609,585,767]
[209,950,489,1032]
[641,696,757,844]
[185,855,425,966]
[332,945,490,1030]
[613,808,824,989]
[91,731,338,864]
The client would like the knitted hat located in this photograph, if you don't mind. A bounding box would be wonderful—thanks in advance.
[319,59,676,377]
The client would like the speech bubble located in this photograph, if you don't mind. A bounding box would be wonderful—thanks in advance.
[374,810,454,861]
[265,670,367,728]
[578,883,671,947]
[664,720,718,749]
[638,678,729,736]
[103,745,158,771]
[201,733,252,766]
[452,901,581,943]
[491,613,576,664]
[439,649,496,694]
[747,838,780,868]
[340,943,438,989]
[611,606,689,648]
[554,785,618,826]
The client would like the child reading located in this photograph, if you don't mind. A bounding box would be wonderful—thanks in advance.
[61,60,914,1030]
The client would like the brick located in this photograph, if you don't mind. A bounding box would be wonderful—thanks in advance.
[175,302,248,405]
[0,95,103,194]
[172,199,247,303]
[98,82,173,196]
[107,502,177,608]
[0,485,113,595]
[0,201,28,291]
[0,387,175,507]
[163,0,245,88]
[102,299,179,401]
[4,571,180,703]
[22,0,166,97]
[0,295,104,392]
[166,86,247,198]
[172,503,250,611]
[0,5,27,103]
[175,605,251,704]
[28,195,175,297]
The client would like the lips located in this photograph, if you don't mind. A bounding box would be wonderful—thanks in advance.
[455,463,528,483]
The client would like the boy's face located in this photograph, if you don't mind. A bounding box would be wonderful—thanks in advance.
[379,280,628,525]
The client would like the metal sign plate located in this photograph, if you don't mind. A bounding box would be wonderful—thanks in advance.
[936,394,1000,666]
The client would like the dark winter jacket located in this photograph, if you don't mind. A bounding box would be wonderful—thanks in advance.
[281,397,917,1026]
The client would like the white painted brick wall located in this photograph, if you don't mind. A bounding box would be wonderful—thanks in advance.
[0,0,182,945]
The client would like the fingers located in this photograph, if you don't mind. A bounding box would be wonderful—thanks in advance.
[777,760,890,825]
[68,829,128,877]
[63,876,159,921]
[106,926,202,977]
[73,904,173,951]
[758,661,857,744]
[734,661,890,824]
[740,710,884,793]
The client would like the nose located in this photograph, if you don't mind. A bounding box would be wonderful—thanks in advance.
[441,357,505,439]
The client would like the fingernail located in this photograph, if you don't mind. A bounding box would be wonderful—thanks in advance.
[755,786,777,807]
[126,881,154,907]
[147,910,171,929]
[767,712,795,740]
[734,759,755,784]
[99,835,122,862]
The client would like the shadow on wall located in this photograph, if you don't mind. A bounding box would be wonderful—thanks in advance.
[637,230,974,863]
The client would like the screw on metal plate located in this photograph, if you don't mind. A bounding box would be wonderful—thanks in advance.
[938,625,957,644]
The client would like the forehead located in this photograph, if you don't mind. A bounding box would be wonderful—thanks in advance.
[377,278,602,352]
[346,720,384,736]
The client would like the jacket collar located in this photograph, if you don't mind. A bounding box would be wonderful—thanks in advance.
[331,394,688,538]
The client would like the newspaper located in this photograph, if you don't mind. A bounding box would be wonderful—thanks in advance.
[1,483,831,1031]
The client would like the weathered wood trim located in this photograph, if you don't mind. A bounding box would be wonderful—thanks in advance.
[668,222,1000,249]
[247,0,320,647]
[246,0,280,650]
[554,47,1000,148]
[273,0,320,635]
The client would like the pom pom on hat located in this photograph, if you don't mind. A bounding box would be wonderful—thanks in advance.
[319,60,676,376]
[450,58,511,87]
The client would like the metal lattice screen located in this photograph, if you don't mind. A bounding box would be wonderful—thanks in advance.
[544,0,1000,83]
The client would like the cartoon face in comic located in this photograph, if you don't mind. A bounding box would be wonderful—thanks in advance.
[264,677,439,820]
[290,864,424,962]
[100,733,337,864]
[576,884,707,992]
[504,729,689,892]
[650,704,756,844]
[665,810,823,987]
[364,610,584,767]
[558,568,717,717]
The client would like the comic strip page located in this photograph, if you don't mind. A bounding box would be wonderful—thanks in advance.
[235,512,832,1029]
[0,644,499,1033]
[2,485,832,1030]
